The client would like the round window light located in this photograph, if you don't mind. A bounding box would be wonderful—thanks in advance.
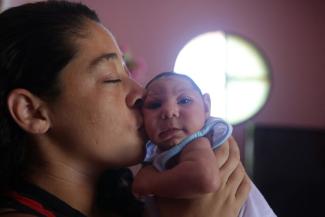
[174,31,271,125]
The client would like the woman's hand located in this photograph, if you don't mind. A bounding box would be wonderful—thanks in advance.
[156,137,251,217]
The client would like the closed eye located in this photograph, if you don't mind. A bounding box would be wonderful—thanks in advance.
[104,79,122,83]
[144,101,162,109]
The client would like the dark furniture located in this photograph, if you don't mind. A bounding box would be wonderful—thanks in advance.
[245,124,325,217]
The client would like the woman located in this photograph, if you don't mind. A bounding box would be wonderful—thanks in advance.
[0,1,250,217]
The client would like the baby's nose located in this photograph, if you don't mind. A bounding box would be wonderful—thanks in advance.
[160,102,179,119]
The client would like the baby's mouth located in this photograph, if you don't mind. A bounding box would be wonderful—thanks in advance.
[159,128,183,140]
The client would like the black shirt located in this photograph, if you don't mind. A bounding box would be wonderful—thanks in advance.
[0,181,86,217]
[0,169,144,217]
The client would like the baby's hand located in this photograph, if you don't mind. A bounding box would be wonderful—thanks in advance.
[187,136,211,149]
[165,137,211,169]
[205,130,214,143]
[180,136,221,194]
[132,165,158,197]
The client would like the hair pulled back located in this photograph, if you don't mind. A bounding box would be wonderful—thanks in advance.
[0,0,99,190]
[0,2,145,216]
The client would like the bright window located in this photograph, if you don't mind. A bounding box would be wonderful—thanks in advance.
[174,31,271,125]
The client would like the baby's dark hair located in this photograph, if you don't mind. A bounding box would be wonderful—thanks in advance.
[145,71,203,95]
[0,0,99,190]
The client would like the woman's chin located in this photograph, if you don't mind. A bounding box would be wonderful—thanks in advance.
[129,148,146,166]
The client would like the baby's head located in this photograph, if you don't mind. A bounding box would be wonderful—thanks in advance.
[143,72,211,151]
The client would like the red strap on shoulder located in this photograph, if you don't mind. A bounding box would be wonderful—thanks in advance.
[7,191,56,217]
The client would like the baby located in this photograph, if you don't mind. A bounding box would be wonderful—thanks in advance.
[133,72,276,216]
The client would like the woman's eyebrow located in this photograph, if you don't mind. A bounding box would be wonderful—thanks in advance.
[88,52,118,70]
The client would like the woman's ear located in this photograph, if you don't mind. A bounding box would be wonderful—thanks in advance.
[7,88,50,134]
[202,93,211,118]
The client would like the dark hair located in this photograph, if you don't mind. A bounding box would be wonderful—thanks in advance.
[0,0,99,190]
[145,71,203,95]
[0,2,145,216]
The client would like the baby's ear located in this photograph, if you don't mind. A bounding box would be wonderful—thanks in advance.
[7,88,51,134]
[202,93,211,118]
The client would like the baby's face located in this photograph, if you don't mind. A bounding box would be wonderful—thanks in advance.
[143,76,210,151]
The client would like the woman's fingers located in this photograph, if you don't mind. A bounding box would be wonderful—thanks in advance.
[236,173,251,202]
[219,137,241,186]
[214,138,229,168]
[217,137,251,210]
[227,162,251,200]
[157,136,251,217]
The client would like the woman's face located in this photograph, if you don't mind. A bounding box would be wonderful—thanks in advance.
[47,20,146,168]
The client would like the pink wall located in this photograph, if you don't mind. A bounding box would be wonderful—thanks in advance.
[81,0,325,151]
[8,0,325,152]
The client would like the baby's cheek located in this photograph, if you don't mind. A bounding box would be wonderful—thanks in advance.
[143,121,155,139]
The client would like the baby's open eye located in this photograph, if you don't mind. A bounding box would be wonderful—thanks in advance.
[144,101,162,109]
[178,96,192,105]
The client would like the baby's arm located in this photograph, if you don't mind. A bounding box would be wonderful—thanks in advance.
[132,137,220,198]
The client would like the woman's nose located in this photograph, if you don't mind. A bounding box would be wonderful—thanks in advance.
[126,79,145,109]
[160,101,179,120]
